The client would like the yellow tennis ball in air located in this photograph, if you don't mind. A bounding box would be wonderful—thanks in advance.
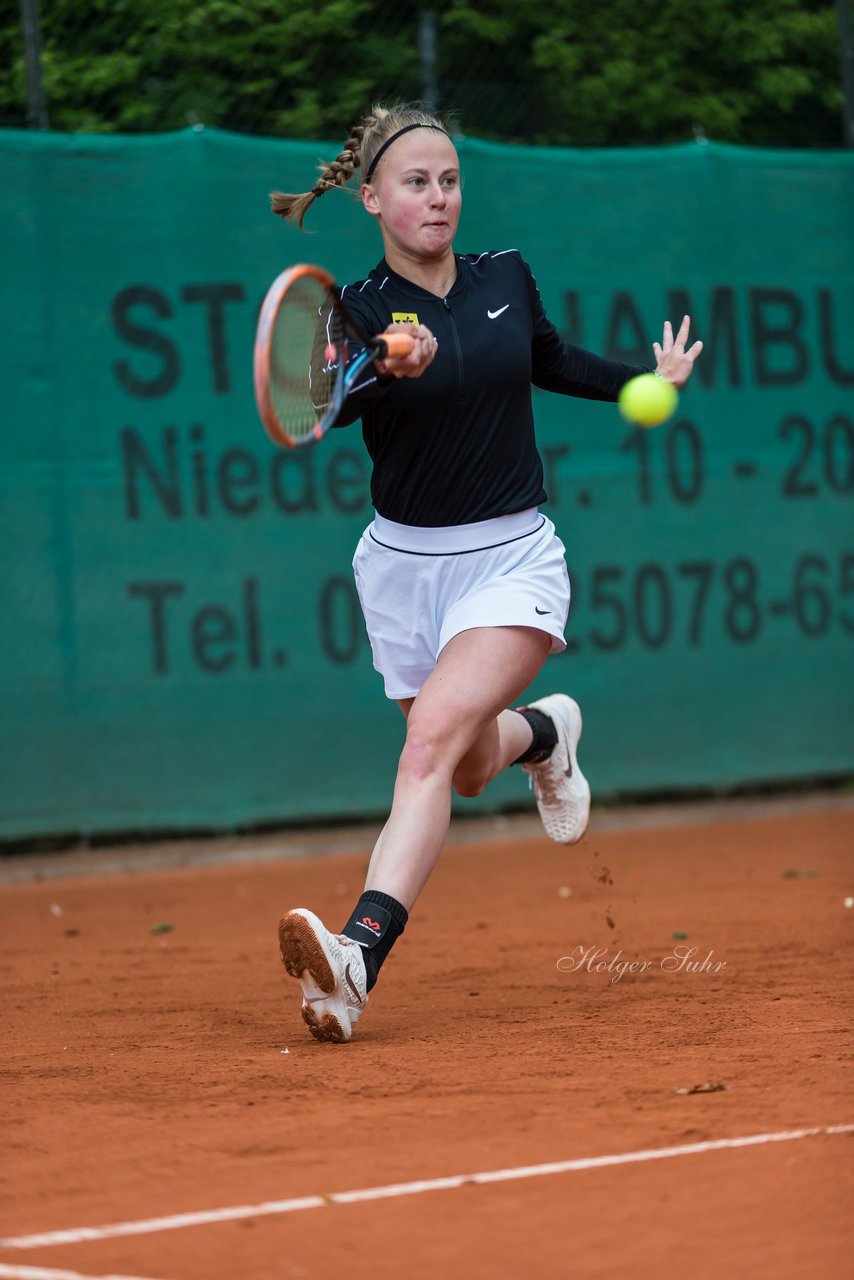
[618,373,678,427]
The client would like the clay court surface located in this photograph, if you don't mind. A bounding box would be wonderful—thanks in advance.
[1,793,852,1280]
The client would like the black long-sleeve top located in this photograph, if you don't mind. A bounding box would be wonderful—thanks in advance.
[336,249,649,526]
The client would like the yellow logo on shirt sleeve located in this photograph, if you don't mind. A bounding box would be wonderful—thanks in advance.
[391,311,419,326]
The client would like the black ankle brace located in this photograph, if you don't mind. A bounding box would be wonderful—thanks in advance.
[512,706,558,765]
[341,890,408,992]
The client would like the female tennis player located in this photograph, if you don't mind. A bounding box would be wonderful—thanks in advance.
[271,103,703,1043]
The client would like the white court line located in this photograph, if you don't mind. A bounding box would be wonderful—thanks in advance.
[2,1125,851,1252]
[0,1265,165,1280]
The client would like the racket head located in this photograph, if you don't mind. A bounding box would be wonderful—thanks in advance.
[254,263,346,448]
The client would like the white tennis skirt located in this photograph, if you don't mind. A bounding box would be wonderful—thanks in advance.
[352,508,570,700]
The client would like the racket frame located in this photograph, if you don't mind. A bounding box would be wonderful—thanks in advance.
[254,262,410,449]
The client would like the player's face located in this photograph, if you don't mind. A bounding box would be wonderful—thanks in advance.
[362,130,461,263]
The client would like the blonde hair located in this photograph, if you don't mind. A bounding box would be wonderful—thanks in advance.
[270,102,451,229]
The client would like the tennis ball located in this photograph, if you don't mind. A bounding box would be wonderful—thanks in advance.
[618,373,678,427]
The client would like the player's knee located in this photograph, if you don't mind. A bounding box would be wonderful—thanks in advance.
[451,759,491,798]
[398,727,453,785]
[451,772,485,799]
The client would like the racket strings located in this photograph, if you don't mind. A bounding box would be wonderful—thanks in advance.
[269,278,344,441]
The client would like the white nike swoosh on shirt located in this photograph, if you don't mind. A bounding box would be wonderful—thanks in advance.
[487,305,510,319]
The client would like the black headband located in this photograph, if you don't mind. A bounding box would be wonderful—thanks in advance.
[364,122,451,183]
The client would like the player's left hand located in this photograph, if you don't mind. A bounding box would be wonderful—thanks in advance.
[653,315,703,388]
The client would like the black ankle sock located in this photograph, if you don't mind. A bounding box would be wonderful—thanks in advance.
[512,707,558,765]
[341,890,408,992]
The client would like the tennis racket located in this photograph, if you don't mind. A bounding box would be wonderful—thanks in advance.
[254,263,415,448]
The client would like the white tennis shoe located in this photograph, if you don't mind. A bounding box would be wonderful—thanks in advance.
[522,693,591,844]
[278,908,368,1043]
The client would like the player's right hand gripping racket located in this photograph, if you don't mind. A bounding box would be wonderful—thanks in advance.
[253,263,415,447]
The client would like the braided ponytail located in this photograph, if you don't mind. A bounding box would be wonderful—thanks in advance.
[270,103,449,230]
[270,119,369,228]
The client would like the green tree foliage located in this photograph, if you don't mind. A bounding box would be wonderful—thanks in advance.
[0,0,845,146]
[522,0,844,146]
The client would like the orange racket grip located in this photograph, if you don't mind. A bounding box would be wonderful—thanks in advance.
[380,333,416,359]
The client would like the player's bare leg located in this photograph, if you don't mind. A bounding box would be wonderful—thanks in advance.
[280,626,588,1041]
[279,625,549,1042]
[365,625,551,910]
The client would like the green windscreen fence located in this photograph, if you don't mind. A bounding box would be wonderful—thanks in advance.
[1,128,852,839]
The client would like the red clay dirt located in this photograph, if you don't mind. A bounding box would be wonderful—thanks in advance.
[1,798,852,1279]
